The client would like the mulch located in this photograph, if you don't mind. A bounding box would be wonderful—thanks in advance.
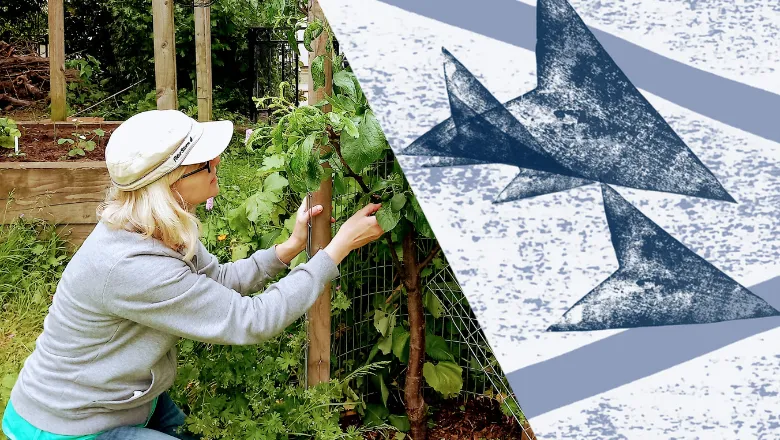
[341,397,536,440]
[1,121,117,162]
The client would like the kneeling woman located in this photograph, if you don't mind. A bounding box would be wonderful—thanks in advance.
[2,110,384,440]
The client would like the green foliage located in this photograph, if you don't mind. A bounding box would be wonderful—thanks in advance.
[0,218,73,422]
[65,56,110,115]
[170,324,381,439]
[422,361,463,399]
[57,128,104,158]
[0,118,21,150]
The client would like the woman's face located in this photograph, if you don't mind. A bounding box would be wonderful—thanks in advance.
[171,155,221,207]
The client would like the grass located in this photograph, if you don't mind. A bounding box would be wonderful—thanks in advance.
[0,218,72,427]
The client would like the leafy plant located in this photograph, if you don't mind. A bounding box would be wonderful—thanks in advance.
[0,118,21,150]
[57,128,105,158]
[65,55,109,115]
[245,19,469,437]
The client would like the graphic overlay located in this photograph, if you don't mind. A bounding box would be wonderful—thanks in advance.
[320,0,780,437]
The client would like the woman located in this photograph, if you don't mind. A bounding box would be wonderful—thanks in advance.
[2,110,384,440]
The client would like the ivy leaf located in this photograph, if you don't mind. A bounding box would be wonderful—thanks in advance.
[375,204,401,232]
[84,140,96,151]
[311,55,325,90]
[425,334,455,362]
[391,326,410,363]
[390,193,407,212]
[423,289,445,319]
[333,70,357,99]
[422,361,463,398]
[340,110,386,173]
[68,148,85,157]
[263,172,288,193]
[93,128,105,137]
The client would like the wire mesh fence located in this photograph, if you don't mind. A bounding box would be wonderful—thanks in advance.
[326,154,533,436]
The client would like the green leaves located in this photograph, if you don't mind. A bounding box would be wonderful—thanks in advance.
[424,289,445,319]
[0,117,21,149]
[288,134,325,193]
[340,110,387,173]
[333,70,357,99]
[425,334,455,362]
[423,361,463,398]
[375,204,401,232]
[373,309,396,338]
[303,20,323,52]
[311,55,325,90]
[262,172,288,193]
[390,193,407,212]
[391,326,410,363]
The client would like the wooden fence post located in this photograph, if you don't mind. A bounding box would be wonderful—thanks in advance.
[47,0,66,121]
[152,0,178,110]
[306,0,334,388]
[194,5,212,121]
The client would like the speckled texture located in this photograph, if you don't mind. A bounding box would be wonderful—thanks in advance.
[319,0,780,438]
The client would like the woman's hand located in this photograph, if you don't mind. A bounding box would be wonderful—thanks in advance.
[324,203,384,265]
[275,198,334,264]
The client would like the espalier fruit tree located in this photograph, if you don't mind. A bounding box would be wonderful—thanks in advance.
[242,21,470,439]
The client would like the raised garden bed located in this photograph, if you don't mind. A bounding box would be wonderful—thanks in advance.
[0,120,120,247]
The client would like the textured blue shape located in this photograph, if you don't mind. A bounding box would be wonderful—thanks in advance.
[493,168,591,204]
[402,0,735,203]
[548,185,779,332]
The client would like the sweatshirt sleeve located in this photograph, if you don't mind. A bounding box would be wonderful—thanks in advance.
[102,250,339,345]
[194,241,290,295]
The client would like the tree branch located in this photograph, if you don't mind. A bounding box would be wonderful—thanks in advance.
[385,234,403,274]
[417,243,441,274]
[327,125,371,194]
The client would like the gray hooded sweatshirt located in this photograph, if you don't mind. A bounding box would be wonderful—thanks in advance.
[9,220,339,435]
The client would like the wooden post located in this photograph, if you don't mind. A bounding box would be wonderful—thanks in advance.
[48,0,66,121]
[306,0,334,388]
[194,5,212,121]
[152,0,178,110]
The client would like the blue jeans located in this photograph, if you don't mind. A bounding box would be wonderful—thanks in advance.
[95,393,200,440]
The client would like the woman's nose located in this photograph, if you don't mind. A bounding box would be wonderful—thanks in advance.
[212,155,221,168]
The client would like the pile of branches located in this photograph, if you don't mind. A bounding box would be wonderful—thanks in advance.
[0,41,77,111]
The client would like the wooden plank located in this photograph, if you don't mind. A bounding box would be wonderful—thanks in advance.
[152,0,178,110]
[194,6,213,122]
[48,0,66,121]
[306,0,334,388]
[55,224,96,249]
[0,163,110,225]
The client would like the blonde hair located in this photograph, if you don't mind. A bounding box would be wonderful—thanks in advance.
[98,165,202,261]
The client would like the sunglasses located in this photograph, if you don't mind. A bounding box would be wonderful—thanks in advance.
[179,160,212,180]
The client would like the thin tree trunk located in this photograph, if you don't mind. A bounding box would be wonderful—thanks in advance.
[402,229,427,439]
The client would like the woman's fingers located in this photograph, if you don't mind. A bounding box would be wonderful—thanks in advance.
[300,204,324,223]
[359,203,382,216]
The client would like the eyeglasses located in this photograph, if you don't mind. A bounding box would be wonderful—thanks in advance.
[179,160,211,180]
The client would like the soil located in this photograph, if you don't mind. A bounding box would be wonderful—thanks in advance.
[341,397,536,440]
[1,121,119,162]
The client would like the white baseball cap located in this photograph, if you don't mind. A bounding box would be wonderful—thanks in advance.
[106,110,233,191]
